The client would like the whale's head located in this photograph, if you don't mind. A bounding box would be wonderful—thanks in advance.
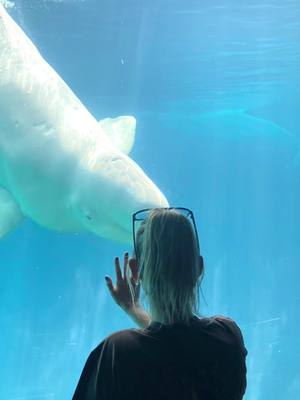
[72,150,169,244]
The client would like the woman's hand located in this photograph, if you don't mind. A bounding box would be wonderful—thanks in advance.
[105,252,140,312]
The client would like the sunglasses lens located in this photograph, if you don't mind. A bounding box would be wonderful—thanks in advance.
[134,210,151,221]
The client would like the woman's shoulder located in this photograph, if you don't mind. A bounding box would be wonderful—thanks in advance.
[93,315,247,354]
[200,314,242,329]
[87,328,141,360]
[97,327,143,348]
[103,315,243,339]
[194,315,247,353]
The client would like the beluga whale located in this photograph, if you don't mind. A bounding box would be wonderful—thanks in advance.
[0,4,168,243]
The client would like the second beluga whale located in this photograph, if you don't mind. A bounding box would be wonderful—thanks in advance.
[0,4,168,243]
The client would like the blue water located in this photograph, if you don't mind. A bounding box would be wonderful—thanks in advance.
[1,0,300,399]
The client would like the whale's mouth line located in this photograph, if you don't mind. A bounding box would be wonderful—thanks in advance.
[106,220,132,244]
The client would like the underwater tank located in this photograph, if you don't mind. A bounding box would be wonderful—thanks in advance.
[0,0,299,399]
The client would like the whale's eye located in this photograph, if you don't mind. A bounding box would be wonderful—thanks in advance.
[85,213,92,221]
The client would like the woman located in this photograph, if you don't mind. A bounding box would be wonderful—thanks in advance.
[73,208,247,399]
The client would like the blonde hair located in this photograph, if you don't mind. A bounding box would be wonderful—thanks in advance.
[136,209,202,325]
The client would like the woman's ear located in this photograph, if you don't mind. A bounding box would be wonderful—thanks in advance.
[129,257,139,281]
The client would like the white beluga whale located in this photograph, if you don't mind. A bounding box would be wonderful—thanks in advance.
[0,4,168,243]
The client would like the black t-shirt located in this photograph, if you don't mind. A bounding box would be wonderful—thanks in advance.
[73,315,247,400]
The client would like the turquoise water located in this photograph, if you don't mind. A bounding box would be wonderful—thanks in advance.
[0,0,299,399]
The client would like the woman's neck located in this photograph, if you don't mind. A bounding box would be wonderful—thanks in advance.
[150,306,194,325]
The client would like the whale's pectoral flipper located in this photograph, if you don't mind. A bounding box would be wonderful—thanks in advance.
[0,188,23,238]
[98,116,136,155]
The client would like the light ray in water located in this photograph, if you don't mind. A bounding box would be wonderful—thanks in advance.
[242,317,281,327]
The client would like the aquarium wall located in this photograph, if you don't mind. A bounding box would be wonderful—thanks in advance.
[0,0,299,399]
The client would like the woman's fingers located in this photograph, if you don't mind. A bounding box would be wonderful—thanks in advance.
[105,275,114,293]
[105,276,121,305]
[123,252,129,279]
[129,258,138,281]
[114,256,123,283]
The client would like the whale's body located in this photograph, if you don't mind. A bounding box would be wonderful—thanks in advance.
[0,5,168,242]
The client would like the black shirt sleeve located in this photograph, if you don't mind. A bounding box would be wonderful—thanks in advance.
[214,316,247,398]
[73,339,117,400]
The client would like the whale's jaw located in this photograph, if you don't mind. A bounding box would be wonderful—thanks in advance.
[72,154,169,243]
